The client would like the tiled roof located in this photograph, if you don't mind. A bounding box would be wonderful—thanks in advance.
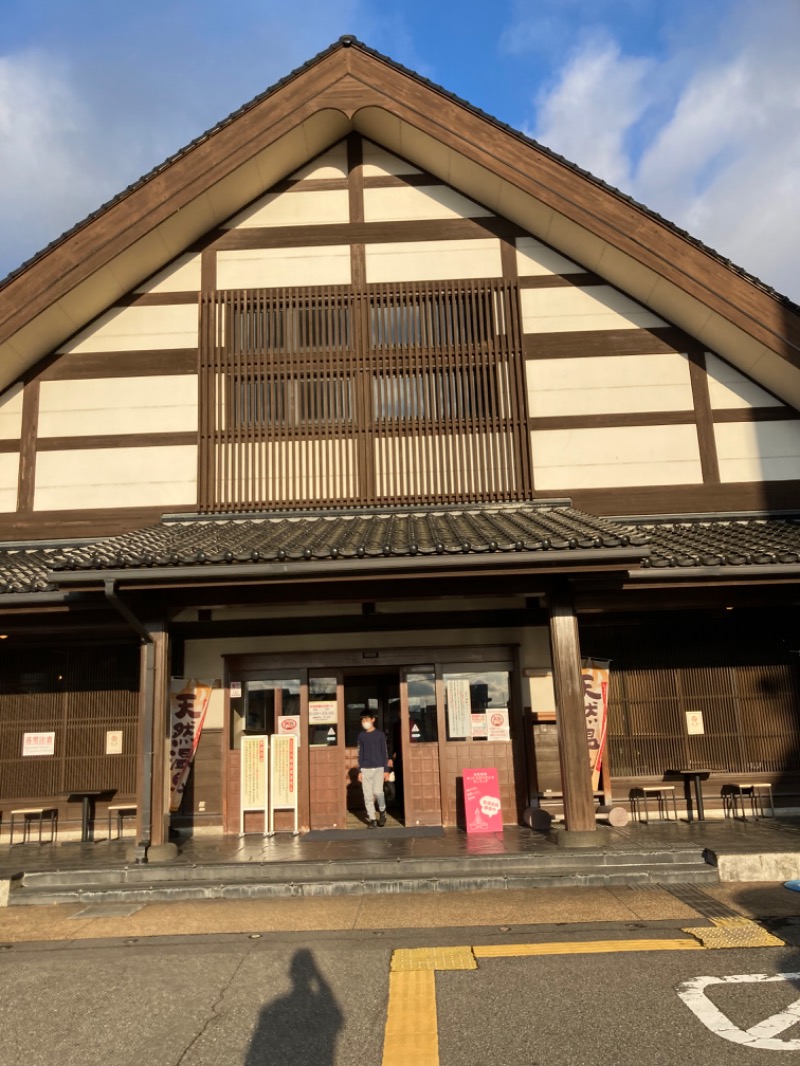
[1,38,797,316]
[3,509,800,596]
[47,505,641,573]
[637,517,800,568]
[0,548,62,594]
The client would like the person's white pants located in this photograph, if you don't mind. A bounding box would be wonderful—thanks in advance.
[360,767,386,819]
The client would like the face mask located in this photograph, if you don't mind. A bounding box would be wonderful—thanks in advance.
[362,720,374,730]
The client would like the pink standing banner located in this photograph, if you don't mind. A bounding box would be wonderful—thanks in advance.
[169,678,215,812]
[463,767,503,833]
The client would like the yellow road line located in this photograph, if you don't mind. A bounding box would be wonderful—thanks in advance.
[474,938,704,958]
[382,970,439,1066]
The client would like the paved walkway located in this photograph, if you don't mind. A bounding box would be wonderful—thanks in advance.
[3,816,800,878]
[0,880,797,944]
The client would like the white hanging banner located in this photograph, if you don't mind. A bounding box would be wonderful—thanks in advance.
[269,734,299,835]
[239,734,269,836]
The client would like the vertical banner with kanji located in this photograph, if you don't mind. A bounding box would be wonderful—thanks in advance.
[581,659,611,790]
[169,678,216,812]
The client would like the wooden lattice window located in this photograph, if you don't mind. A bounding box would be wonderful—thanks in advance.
[199,280,531,511]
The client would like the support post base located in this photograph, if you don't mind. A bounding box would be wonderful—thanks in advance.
[548,825,612,848]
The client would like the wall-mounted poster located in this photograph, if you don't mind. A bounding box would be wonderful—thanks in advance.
[446,678,471,738]
[686,710,705,735]
[105,730,123,755]
[22,732,55,756]
[309,701,338,725]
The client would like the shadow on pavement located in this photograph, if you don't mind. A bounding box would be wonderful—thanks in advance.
[245,948,343,1066]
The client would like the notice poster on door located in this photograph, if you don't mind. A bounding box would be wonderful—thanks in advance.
[463,767,503,833]
[686,710,705,735]
[277,715,301,746]
[446,678,471,738]
[309,701,338,725]
[22,732,55,756]
[471,713,488,738]
[487,708,510,741]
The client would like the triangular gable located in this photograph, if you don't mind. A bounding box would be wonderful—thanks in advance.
[0,36,798,412]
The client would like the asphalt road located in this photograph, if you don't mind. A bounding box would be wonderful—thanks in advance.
[2,928,800,1065]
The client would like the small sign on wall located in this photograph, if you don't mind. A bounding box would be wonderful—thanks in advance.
[487,708,511,741]
[277,715,301,746]
[106,730,123,755]
[22,732,55,756]
[309,701,337,725]
[686,710,705,735]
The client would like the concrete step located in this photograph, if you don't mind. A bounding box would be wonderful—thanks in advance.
[16,845,712,891]
[8,851,718,905]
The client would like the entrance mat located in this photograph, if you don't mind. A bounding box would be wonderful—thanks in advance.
[306,827,445,841]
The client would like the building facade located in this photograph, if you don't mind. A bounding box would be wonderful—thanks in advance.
[1,39,799,850]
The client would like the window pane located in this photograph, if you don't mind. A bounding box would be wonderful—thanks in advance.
[309,676,337,747]
[443,670,510,741]
[407,672,438,743]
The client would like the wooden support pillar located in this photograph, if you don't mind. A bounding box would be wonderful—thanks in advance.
[135,622,171,853]
[548,584,596,833]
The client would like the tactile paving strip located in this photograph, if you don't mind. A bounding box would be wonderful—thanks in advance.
[390,946,477,971]
[683,917,786,949]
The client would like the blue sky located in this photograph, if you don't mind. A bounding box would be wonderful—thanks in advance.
[1,0,798,299]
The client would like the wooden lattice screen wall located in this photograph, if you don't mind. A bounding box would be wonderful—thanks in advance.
[199,279,531,511]
[0,644,140,800]
[586,621,800,777]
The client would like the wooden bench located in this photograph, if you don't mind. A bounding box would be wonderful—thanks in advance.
[10,807,58,844]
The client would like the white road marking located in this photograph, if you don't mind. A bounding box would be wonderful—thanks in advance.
[677,973,800,1050]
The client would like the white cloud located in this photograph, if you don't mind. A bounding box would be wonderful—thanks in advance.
[526,1,800,301]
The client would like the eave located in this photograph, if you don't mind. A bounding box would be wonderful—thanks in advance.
[0,39,798,407]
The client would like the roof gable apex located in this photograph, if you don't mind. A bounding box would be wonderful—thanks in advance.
[1,37,798,407]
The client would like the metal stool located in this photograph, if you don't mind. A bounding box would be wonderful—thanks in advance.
[107,804,137,839]
[630,786,678,824]
[725,783,775,820]
[10,807,58,844]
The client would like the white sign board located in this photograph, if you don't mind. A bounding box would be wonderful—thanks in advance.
[239,735,269,835]
[269,734,298,835]
[446,678,471,738]
[106,730,123,755]
[487,708,511,742]
[277,715,301,746]
[686,710,705,735]
[22,732,55,756]
[309,700,338,725]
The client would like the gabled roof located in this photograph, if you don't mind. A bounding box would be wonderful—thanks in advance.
[1,37,799,404]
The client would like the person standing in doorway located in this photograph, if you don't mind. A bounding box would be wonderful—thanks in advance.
[357,713,390,827]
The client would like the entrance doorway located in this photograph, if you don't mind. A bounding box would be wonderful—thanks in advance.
[344,672,402,826]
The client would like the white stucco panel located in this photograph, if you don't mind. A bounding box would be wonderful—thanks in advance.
[527,353,693,417]
[362,143,422,176]
[715,421,800,482]
[34,445,198,510]
[135,254,202,294]
[531,424,702,488]
[224,188,349,229]
[217,246,351,289]
[59,304,199,354]
[38,375,198,437]
[364,184,493,222]
[365,238,502,283]
[705,352,784,410]
[521,286,666,333]
[287,142,348,180]
[0,382,24,440]
[515,237,583,276]
[0,452,19,512]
